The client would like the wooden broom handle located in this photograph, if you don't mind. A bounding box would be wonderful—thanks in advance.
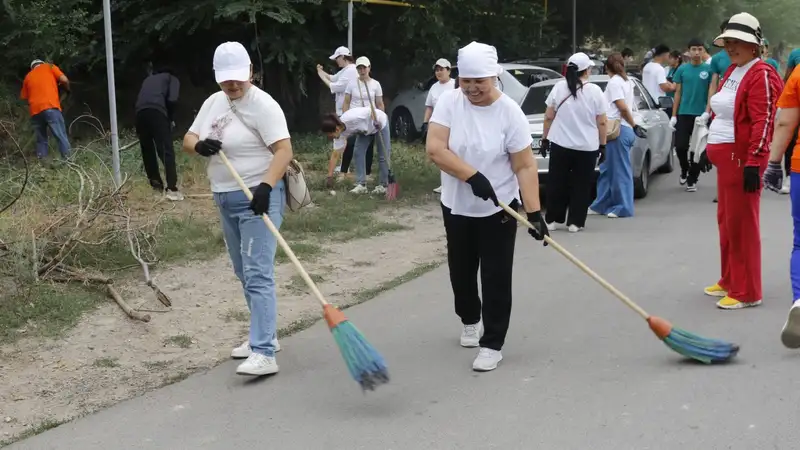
[360,80,389,168]
[497,201,651,320]
[217,150,329,307]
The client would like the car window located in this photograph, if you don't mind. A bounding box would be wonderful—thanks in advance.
[632,81,652,110]
[520,80,608,116]
[507,68,560,87]
[636,80,659,109]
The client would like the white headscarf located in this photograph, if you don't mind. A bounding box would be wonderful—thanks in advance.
[457,41,502,78]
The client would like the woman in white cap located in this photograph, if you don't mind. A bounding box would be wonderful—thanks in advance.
[540,52,608,232]
[342,56,384,193]
[317,46,358,187]
[182,41,294,376]
[702,12,783,310]
[426,41,548,373]
[423,58,456,194]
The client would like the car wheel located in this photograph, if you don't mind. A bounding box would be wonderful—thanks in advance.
[390,108,418,143]
[657,146,674,174]
[634,152,650,199]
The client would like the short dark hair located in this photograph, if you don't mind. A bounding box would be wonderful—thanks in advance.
[342,55,355,63]
[720,19,729,32]
[653,44,670,57]
[320,113,342,133]
[621,47,634,58]
[687,38,704,49]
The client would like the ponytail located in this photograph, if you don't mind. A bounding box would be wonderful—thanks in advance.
[565,63,587,98]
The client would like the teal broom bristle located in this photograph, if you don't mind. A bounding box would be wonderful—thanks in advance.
[331,320,389,391]
[662,326,740,364]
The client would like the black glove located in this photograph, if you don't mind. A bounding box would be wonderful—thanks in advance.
[421,122,429,138]
[697,151,713,173]
[743,166,761,193]
[465,171,499,205]
[763,161,784,193]
[249,182,273,216]
[633,125,647,139]
[195,139,222,157]
[539,139,550,158]
[598,144,606,164]
[526,211,549,246]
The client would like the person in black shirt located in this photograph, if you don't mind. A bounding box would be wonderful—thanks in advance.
[135,66,182,200]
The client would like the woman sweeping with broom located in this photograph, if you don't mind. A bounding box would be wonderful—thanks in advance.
[426,41,548,372]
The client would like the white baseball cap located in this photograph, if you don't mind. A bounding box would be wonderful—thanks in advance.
[714,12,762,47]
[433,58,451,69]
[355,56,371,67]
[213,42,251,83]
[329,46,351,60]
[30,59,45,69]
[567,52,595,71]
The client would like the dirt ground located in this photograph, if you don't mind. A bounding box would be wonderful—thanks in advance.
[0,202,447,443]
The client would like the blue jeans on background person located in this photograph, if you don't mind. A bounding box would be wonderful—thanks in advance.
[790,173,800,302]
[213,179,286,357]
[354,125,391,186]
[590,125,635,217]
[31,108,71,159]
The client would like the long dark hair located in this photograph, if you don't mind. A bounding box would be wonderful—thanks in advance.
[605,53,628,81]
[320,113,343,133]
[565,63,587,98]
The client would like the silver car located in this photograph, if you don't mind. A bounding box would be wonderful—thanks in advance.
[521,75,675,199]
[388,63,562,142]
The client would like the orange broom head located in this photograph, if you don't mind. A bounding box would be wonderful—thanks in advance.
[323,304,347,329]
[385,182,398,201]
[647,316,673,340]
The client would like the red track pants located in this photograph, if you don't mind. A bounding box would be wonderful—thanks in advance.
[707,143,764,303]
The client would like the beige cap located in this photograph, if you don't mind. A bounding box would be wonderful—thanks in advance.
[355,56,371,67]
[434,58,452,69]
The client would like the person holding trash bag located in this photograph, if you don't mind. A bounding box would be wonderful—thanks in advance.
[703,13,784,310]
[426,41,548,373]
[182,41,294,376]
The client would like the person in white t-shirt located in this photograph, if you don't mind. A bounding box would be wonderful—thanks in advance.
[590,53,648,219]
[340,56,382,181]
[317,46,358,187]
[182,41,294,377]
[642,44,676,102]
[320,106,391,194]
[426,41,548,373]
[423,58,456,194]
[540,52,607,232]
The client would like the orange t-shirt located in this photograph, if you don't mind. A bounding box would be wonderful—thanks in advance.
[778,65,800,173]
[20,63,65,117]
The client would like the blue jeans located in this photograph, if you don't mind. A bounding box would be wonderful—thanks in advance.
[791,173,800,302]
[213,179,286,356]
[354,125,391,186]
[590,125,635,217]
[31,108,71,159]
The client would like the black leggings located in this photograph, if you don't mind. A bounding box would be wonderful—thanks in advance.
[341,135,374,175]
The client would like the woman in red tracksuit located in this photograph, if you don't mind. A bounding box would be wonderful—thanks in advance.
[703,12,784,310]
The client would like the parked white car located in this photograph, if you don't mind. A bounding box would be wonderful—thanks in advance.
[520,74,675,199]
[388,63,562,142]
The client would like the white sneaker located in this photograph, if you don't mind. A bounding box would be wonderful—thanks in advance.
[546,222,563,231]
[350,184,368,194]
[587,209,600,215]
[165,190,184,201]
[780,177,791,195]
[460,321,482,348]
[433,186,442,194]
[781,301,800,349]
[679,175,688,185]
[231,338,281,359]
[686,183,697,192]
[372,185,386,195]
[568,224,582,233]
[607,212,619,219]
[472,347,503,372]
[236,353,279,376]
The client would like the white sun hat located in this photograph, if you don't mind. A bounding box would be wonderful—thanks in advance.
[213,42,251,83]
[714,12,762,47]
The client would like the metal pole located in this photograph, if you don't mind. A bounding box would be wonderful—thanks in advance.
[102,0,121,187]
[571,0,576,54]
[347,1,353,52]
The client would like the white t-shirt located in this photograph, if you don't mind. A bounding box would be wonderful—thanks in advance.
[605,75,635,128]
[544,80,607,151]
[332,107,388,150]
[643,61,668,100]
[345,78,383,109]
[329,64,358,116]
[430,89,532,218]
[425,79,456,108]
[189,86,290,193]
[708,58,758,144]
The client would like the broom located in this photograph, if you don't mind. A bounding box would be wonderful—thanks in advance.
[217,150,390,391]
[498,201,739,364]
[360,81,398,200]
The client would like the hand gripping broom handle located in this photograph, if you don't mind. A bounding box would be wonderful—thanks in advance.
[217,150,329,308]
[497,201,651,321]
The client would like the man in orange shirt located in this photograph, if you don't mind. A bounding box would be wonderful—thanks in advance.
[20,59,72,161]
[764,64,800,348]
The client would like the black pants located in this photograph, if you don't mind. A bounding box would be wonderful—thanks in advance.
[675,114,703,183]
[341,134,374,175]
[545,143,599,228]
[441,200,519,351]
[135,109,177,191]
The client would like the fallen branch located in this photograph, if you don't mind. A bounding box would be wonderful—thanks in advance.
[121,204,172,307]
[108,284,151,322]
[51,265,151,322]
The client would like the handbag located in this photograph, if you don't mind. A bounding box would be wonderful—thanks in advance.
[229,104,312,212]
[607,119,621,141]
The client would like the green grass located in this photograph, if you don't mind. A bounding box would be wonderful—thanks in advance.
[92,357,120,369]
[287,272,325,293]
[163,334,193,349]
[0,418,66,447]
[222,308,249,323]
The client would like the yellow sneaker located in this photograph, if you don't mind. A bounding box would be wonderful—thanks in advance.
[716,296,762,310]
[703,284,728,297]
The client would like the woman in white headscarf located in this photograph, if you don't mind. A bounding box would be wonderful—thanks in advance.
[426,41,548,373]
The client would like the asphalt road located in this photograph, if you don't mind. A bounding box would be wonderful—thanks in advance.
[9,170,800,450]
